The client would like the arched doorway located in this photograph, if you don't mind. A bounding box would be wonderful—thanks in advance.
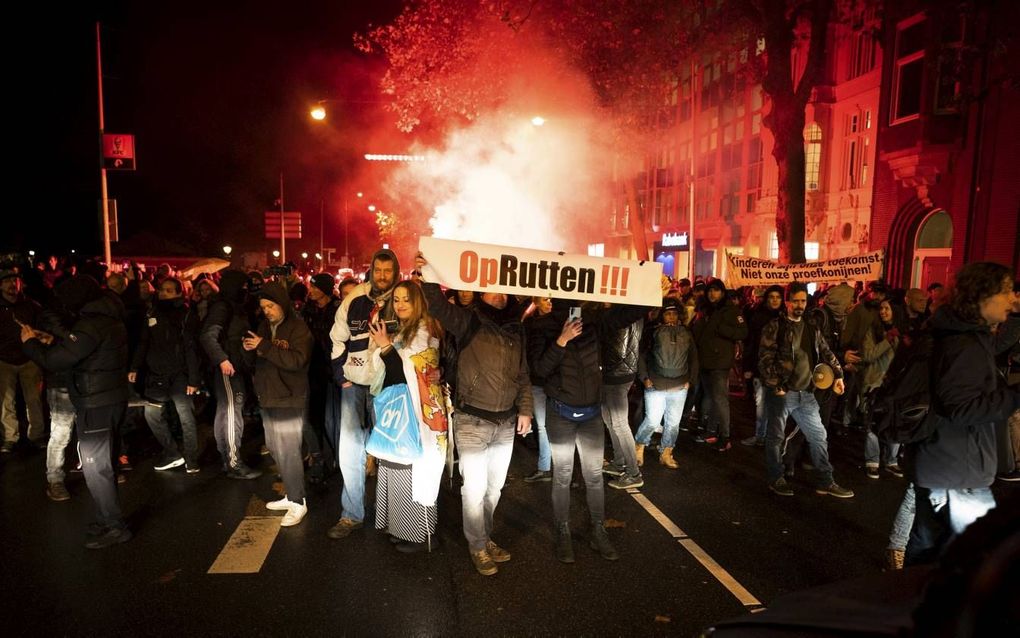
[911,209,952,289]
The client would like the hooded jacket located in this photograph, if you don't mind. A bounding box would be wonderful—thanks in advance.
[200,270,255,373]
[252,281,313,409]
[742,285,784,378]
[910,307,1020,489]
[598,307,644,386]
[329,249,400,387]
[422,282,532,419]
[692,283,748,371]
[23,278,129,410]
[758,312,843,394]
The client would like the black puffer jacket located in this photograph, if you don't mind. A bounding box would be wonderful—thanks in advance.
[530,300,647,408]
[523,310,559,386]
[24,283,129,410]
[200,270,255,373]
[910,307,1020,489]
[692,292,748,371]
[599,310,643,386]
[252,282,313,409]
[742,286,784,378]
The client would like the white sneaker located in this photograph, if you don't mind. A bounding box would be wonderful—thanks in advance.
[266,496,296,511]
[280,499,307,527]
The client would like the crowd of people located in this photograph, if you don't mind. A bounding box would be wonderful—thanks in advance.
[1,250,1017,577]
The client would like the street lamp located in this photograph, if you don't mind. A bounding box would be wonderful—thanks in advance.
[222,245,232,256]
[301,252,308,259]
[531,116,546,127]
[309,104,327,121]
[272,250,281,259]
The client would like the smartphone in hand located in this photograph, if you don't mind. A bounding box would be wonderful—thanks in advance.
[568,306,582,322]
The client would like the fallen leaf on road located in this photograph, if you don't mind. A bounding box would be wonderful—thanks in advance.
[157,569,182,584]
[604,519,627,528]
[271,481,285,495]
[654,615,671,623]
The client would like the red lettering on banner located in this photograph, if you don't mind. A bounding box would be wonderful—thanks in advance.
[600,265,609,294]
[610,266,620,296]
[619,268,629,297]
[460,251,478,283]
[480,258,497,288]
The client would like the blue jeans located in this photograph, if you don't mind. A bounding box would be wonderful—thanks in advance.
[888,483,916,551]
[45,387,76,483]
[752,378,767,439]
[765,390,834,486]
[864,431,900,467]
[635,386,689,449]
[455,413,516,551]
[531,386,551,472]
[906,486,996,565]
[338,383,372,522]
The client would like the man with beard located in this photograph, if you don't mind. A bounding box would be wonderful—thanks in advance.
[200,270,261,479]
[302,273,341,482]
[21,275,132,548]
[129,277,202,472]
[416,253,532,576]
[740,285,784,447]
[327,249,401,540]
[759,282,853,499]
[0,269,44,452]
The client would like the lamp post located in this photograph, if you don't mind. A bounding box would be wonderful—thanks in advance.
[222,245,232,257]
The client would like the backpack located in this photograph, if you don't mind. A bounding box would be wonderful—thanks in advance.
[649,324,692,379]
[869,332,940,444]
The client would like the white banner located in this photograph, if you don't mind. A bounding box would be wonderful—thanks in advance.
[725,249,885,287]
[418,237,663,306]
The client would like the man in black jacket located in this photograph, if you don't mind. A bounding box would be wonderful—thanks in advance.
[21,275,132,549]
[692,280,748,450]
[906,262,1020,564]
[740,285,784,446]
[200,270,260,479]
[759,282,853,499]
[598,303,644,485]
[302,273,341,482]
[1,269,44,451]
[416,253,532,576]
[129,277,202,472]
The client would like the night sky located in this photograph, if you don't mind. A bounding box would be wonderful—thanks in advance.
[9,0,404,261]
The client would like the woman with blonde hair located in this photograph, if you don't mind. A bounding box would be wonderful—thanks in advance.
[366,281,449,552]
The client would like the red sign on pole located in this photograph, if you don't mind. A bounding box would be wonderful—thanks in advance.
[102,134,136,170]
[265,212,302,239]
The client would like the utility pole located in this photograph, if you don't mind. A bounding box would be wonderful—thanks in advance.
[96,22,112,265]
[278,172,286,262]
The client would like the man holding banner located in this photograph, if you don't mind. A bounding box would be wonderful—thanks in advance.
[416,251,533,577]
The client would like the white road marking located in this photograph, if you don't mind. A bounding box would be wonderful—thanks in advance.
[627,488,764,610]
[209,497,283,574]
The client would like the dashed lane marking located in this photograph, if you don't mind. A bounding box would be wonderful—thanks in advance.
[208,496,282,574]
[627,488,764,610]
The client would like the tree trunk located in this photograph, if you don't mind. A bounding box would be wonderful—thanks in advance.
[771,98,807,264]
[625,177,650,261]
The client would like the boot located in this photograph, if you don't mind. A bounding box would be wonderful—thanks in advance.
[885,548,905,570]
[365,454,377,477]
[589,521,619,561]
[659,447,679,470]
[555,522,575,564]
[635,443,645,467]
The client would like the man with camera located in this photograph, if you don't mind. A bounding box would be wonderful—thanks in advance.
[327,249,401,540]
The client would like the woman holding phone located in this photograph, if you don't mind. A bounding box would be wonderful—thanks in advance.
[528,299,648,563]
[365,281,449,552]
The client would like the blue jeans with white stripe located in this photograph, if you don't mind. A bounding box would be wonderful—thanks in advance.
[635,386,689,450]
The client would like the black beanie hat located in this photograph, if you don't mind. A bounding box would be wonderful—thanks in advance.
[310,273,335,297]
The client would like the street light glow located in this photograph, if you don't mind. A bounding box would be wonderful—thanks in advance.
[368,204,376,212]
[531,116,545,126]
[315,253,322,260]
[363,154,426,162]
[356,192,363,198]
[301,252,308,259]
[310,105,326,121]
[222,245,232,255]
[272,250,281,258]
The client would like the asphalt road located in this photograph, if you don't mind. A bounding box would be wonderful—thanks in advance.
[0,394,967,637]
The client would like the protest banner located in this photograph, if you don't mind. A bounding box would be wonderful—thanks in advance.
[724,250,885,287]
[418,237,663,306]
